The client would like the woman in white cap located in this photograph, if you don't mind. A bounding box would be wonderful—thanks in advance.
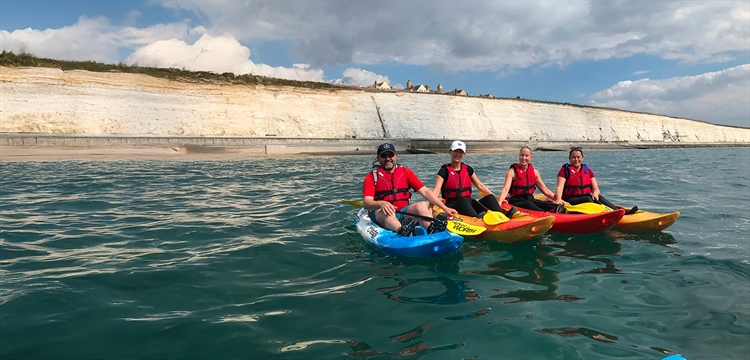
[432,140,509,218]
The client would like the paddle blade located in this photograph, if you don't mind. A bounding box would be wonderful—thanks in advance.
[565,202,608,214]
[482,210,509,225]
[447,219,486,236]
[341,199,364,208]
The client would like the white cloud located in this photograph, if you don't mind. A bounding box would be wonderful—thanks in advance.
[633,70,649,75]
[333,68,390,87]
[127,33,325,81]
[126,33,392,85]
[589,64,750,127]
[160,0,749,71]
[0,15,392,84]
[0,16,192,63]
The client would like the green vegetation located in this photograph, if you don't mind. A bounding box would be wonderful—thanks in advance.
[0,51,353,90]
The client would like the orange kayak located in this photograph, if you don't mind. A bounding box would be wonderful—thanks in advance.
[432,205,555,243]
[613,208,680,232]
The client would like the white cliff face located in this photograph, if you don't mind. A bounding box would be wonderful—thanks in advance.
[1,66,748,143]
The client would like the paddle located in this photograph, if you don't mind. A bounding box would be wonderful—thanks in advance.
[564,202,612,214]
[396,210,486,236]
[340,199,486,236]
[479,191,613,214]
[341,199,364,207]
[471,198,509,225]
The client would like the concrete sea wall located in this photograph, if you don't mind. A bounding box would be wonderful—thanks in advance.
[1,66,748,154]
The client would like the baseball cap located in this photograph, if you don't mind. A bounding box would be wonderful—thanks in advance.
[450,140,466,152]
[377,143,397,156]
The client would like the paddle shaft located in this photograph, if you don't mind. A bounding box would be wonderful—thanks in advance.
[396,210,447,223]
[473,197,505,213]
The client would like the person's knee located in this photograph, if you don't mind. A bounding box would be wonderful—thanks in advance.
[480,195,501,211]
[410,202,430,215]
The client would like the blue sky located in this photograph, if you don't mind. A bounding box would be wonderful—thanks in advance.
[2,0,748,127]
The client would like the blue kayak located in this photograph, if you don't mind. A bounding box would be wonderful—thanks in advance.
[354,208,463,258]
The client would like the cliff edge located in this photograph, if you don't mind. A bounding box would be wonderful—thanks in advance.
[1,66,748,144]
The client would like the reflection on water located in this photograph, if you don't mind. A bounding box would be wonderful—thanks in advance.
[376,276,479,305]
[552,236,624,275]
[347,339,463,359]
[537,326,619,344]
[346,321,464,359]
[607,230,678,246]
[462,232,685,304]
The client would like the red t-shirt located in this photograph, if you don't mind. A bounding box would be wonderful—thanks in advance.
[362,166,425,210]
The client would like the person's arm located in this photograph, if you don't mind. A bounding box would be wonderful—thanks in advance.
[534,169,556,200]
[432,175,445,197]
[432,167,448,197]
[470,173,494,197]
[590,177,601,201]
[553,176,567,204]
[496,169,515,203]
[416,186,457,217]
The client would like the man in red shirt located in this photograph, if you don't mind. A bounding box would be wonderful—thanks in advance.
[363,143,457,236]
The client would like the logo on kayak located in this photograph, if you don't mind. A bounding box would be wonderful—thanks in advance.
[367,227,378,237]
[451,222,480,234]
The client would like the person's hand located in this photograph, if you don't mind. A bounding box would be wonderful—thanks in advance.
[379,201,396,216]
[591,192,600,202]
[443,206,458,220]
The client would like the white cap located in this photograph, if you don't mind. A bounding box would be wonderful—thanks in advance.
[450,140,466,152]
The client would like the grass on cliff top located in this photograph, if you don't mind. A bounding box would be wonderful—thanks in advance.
[0,51,352,90]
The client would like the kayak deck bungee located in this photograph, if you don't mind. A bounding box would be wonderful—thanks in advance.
[613,208,680,232]
[501,202,625,234]
[431,205,555,243]
[354,208,464,258]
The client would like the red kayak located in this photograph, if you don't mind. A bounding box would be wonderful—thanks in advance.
[501,203,625,234]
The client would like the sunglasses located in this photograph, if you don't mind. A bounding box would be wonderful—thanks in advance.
[379,153,395,159]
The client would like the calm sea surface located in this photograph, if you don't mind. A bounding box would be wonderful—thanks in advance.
[1,147,748,359]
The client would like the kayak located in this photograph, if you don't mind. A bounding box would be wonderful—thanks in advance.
[432,205,555,243]
[613,207,680,232]
[354,208,464,258]
[501,202,625,234]
[529,194,680,232]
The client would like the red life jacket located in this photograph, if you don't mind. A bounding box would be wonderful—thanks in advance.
[372,165,412,207]
[509,163,536,196]
[440,163,472,199]
[562,164,592,199]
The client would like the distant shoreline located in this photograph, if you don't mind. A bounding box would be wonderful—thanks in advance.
[1,134,747,161]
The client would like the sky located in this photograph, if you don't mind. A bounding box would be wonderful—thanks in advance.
[1,0,748,127]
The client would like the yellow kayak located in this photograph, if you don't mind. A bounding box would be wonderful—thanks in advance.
[613,208,680,232]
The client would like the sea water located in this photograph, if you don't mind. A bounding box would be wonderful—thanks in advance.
[1,147,748,359]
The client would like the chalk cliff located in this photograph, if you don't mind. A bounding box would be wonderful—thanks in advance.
[1,66,748,143]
